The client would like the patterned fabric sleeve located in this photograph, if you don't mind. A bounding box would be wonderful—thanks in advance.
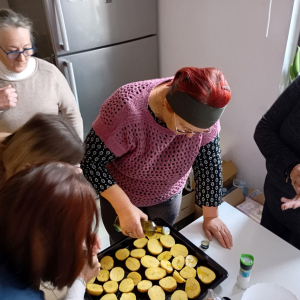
[193,134,222,207]
[81,128,117,195]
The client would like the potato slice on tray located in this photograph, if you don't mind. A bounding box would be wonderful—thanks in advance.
[120,292,136,300]
[157,251,172,261]
[173,270,186,283]
[159,276,177,292]
[185,255,198,268]
[86,283,103,296]
[197,266,216,284]
[145,267,167,280]
[110,267,125,282]
[171,290,188,300]
[160,235,175,248]
[185,277,201,299]
[97,269,110,282]
[103,281,118,294]
[119,278,134,293]
[170,244,188,258]
[160,260,173,274]
[172,256,185,270]
[115,248,130,261]
[148,285,165,300]
[100,256,114,270]
[130,248,146,259]
[180,266,196,279]
[133,237,148,249]
[125,257,140,271]
[100,294,118,300]
[148,239,163,255]
[146,233,162,240]
[87,277,96,285]
[137,280,153,292]
[127,271,142,286]
[141,255,160,268]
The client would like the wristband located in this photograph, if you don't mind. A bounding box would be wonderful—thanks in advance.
[76,276,86,288]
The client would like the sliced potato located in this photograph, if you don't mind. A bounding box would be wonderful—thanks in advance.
[141,255,160,268]
[185,277,201,299]
[110,267,125,282]
[185,255,198,268]
[119,278,134,293]
[160,260,173,274]
[146,233,162,240]
[170,244,188,258]
[127,272,142,286]
[137,280,153,292]
[173,270,186,283]
[160,235,175,248]
[197,266,216,284]
[133,238,148,249]
[172,256,185,270]
[148,239,163,255]
[171,290,188,300]
[157,251,172,261]
[148,285,165,300]
[125,257,140,272]
[87,277,96,285]
[130,248,146,259]
[159,276,177,292]
[115,248,130,261]
[145,267,167,280]
[180,266,196,279]
[97,269,110,282]
[100,294,118,300]
[120,292,136,300]
[103,281,118,294]
[86,283,103,296]
[100,256,114,270]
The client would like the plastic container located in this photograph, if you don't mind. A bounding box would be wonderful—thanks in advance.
[233,179,249,198]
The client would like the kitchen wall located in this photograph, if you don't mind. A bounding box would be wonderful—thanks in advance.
[157,0,294,191]
[0,0,9,8]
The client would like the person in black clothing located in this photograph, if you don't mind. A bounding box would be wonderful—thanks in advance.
[254,75,300,250]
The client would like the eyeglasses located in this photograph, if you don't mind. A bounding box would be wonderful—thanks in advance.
[0,46,36,60]
[174,113,211,135]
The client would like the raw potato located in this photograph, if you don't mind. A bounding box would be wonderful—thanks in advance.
[157,251,172,261]
[119,278,134,293]
[120,292,136,300]
[197,266,216,284]
[101,256,114,270]
[173,270,186,283]
[159,276,177,292]
[100,294,118,300]
[110,267,125,282]
[171,290,188,300]
[133,238,148,249]
[148,239,163,255]
[137,280,153,292]
[125,257,140,271]
[172,256,185,270]
[87,277,96,284]
[145,267,167,280]
[146,233,162,240]
[160,260,173,274]
[97,269,110,282]
[115,248,130,261]
[103,281,118,294]
[180,266,196,279]
[127,272,142,286]
[170,244,189,258]
[185,277,201,299]
[148,285,165,300]
[160,235,175,248]
[185,255,198,268]
[86,283,103,296]
[130,248,146,259]
[141,255,160,268]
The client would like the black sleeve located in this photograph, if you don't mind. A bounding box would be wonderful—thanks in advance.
[81,128,117,195]
[254,76,300,176]
[193,134,222,207]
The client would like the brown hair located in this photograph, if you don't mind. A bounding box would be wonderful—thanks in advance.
[1,113,84,178]
[0,162,98,289]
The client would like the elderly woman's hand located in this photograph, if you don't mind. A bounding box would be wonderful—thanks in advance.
[203,217,233,249]
[0,85,17,110]
[79,254,101,284]
[281,196,300,210]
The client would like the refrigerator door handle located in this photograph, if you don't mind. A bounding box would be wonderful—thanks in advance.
[54,0,70,51]
[63,61,80,109]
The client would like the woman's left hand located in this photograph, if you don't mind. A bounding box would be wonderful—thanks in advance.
[203,217,233,249]
[281,196,300,210]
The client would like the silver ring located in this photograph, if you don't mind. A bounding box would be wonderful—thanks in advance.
[127,232,132,235]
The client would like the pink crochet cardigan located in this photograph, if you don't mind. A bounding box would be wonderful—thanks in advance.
[93,78,220,207]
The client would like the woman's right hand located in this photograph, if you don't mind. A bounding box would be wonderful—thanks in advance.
[117,204,148,239]
[79,254,101,284]
[0,85,17,110]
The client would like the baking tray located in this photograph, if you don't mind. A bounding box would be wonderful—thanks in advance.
[85,218,228,300]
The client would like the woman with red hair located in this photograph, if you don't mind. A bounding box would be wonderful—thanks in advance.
[81,67,232,248]
[0,163,100,299]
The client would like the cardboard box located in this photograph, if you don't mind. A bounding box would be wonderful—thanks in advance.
[222,187,244,207]
[174,191,196,223]
[247,188,265,205]
[236,197,263,223]
[222,160,238,189]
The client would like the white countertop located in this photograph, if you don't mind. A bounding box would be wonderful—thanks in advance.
[180,202,300,300]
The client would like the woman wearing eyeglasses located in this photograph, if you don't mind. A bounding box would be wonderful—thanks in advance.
[81,67,233,249]
[0,9,83,139]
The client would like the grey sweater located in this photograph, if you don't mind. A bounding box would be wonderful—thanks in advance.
[0,58,83,139]
[254,75,300,233]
